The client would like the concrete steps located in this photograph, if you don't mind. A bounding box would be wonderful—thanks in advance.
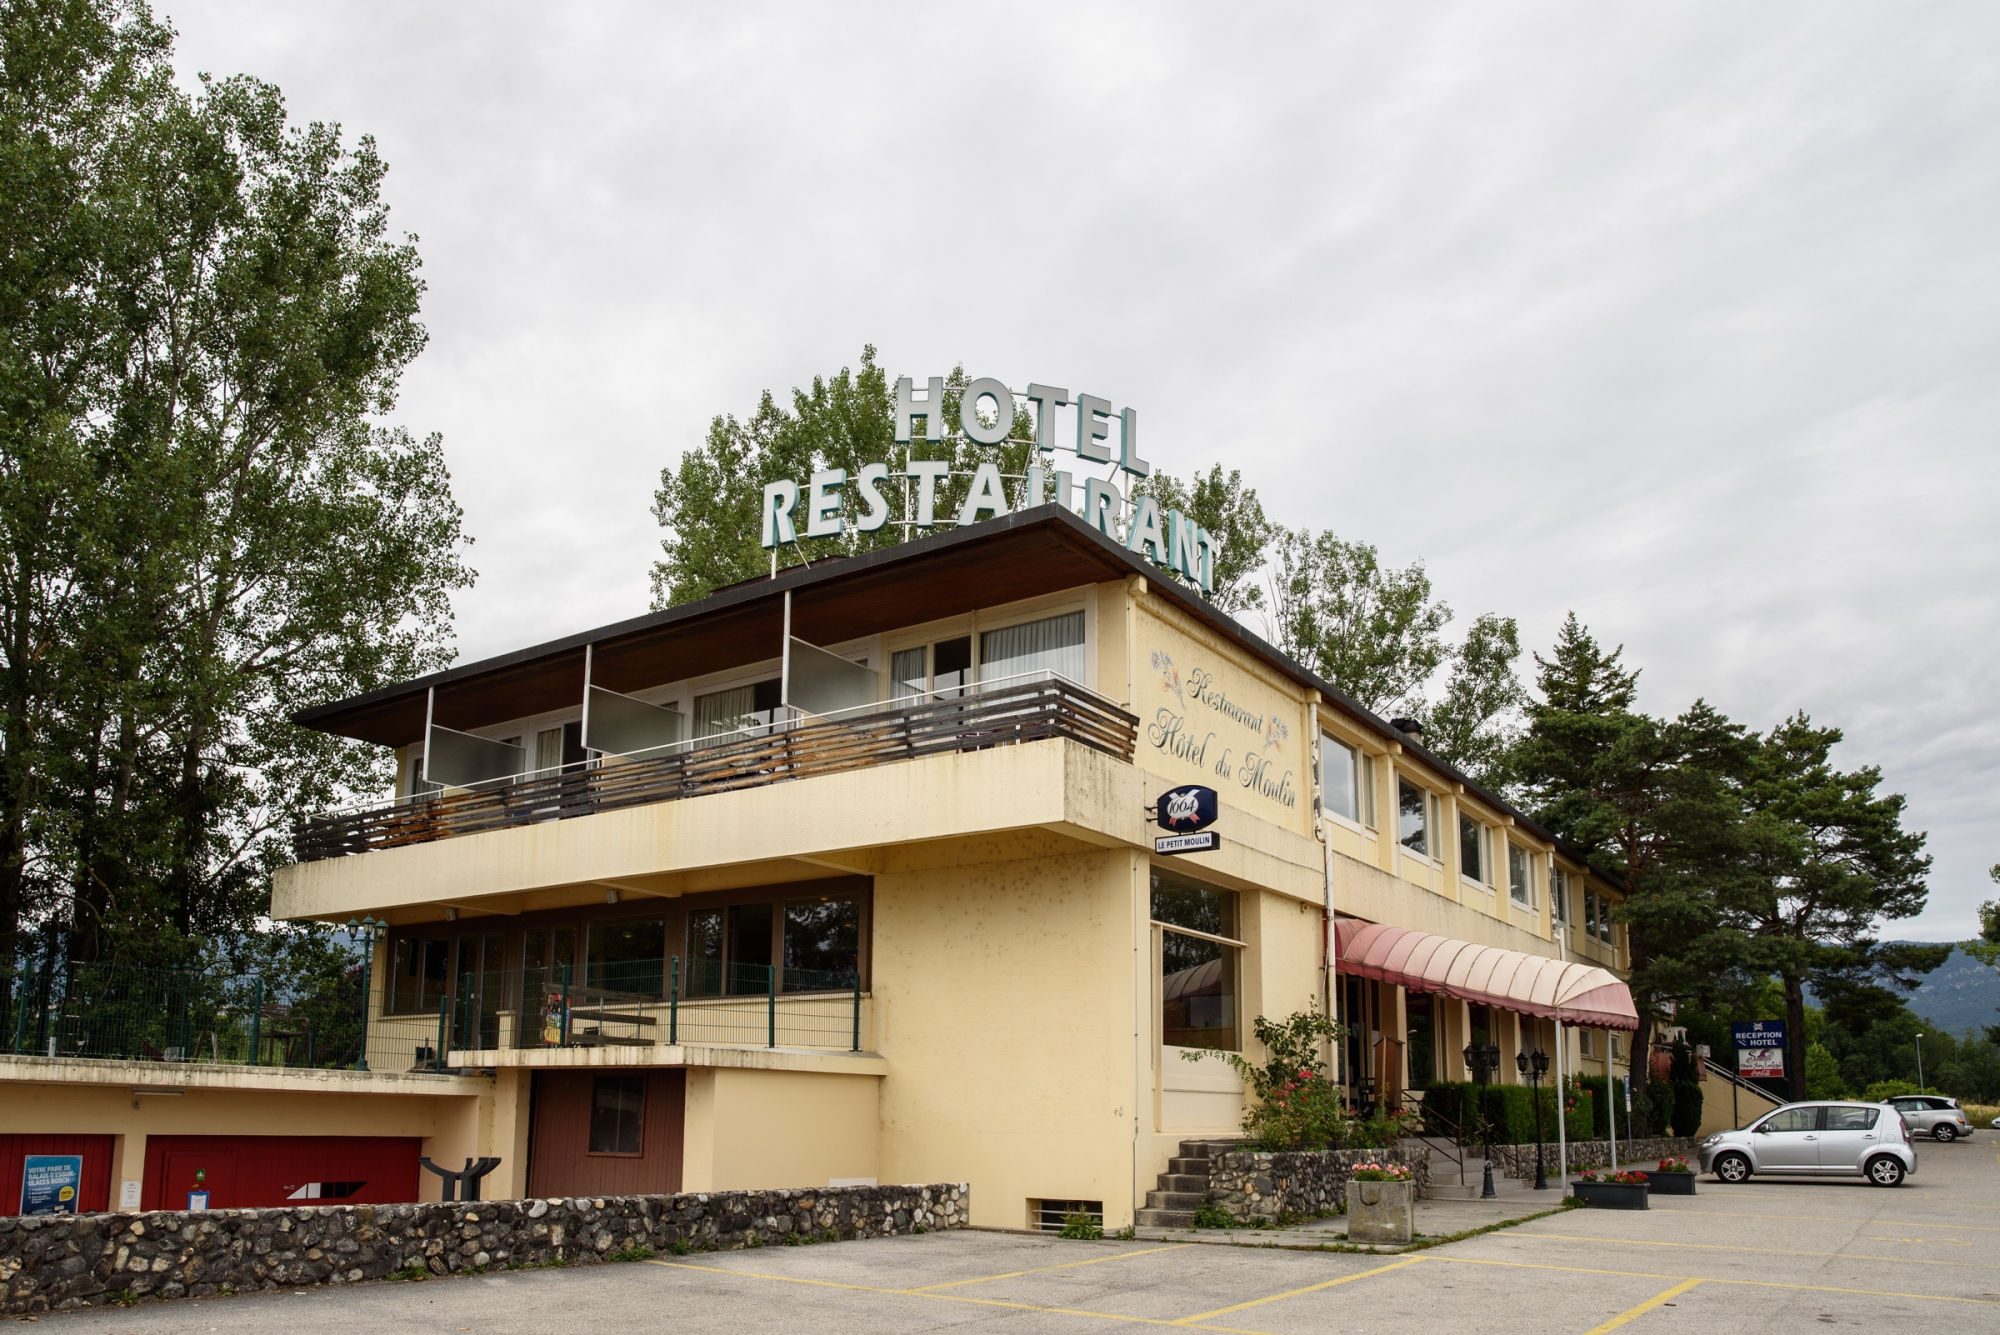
[1135,1139,1238,1227]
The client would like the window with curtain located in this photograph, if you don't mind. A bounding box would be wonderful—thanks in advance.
[693,678,781,740]
[979,611,1085,687]
[1551,870,1569,922]
[534,727,564,775]
[891,646,928,699]
[1320,734,1358,823]
[1597,896,1613,944]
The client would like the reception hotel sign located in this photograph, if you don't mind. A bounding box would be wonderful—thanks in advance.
[756,376,1219,594]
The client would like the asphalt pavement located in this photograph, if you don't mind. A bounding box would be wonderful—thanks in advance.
[26,1132,1999,1333]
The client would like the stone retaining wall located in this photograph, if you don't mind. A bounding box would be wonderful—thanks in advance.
[1485,1137,1696,1179]
[0,1182,968,1315]
[1205,1147,1430,1222]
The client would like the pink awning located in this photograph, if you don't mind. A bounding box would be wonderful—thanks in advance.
[1335,921,1639,1031]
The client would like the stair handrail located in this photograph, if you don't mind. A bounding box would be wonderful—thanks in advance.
[1395,1089,1467,1186]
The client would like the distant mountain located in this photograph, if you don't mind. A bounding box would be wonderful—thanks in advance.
[1902,946,2000,1036]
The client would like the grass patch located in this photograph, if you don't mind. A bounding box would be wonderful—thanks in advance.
[605,1245,656,1262]
[386,1264,432,1282]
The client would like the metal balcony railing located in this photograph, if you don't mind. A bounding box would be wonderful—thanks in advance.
[438,957,862,1059]
[293,672,1138,863]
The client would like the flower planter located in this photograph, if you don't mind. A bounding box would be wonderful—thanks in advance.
[1647,1173,1696,1195]
[1571,1181,1649,1210]
[1346,1179,1416,1244]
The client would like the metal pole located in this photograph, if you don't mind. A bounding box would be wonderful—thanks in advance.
[852,972,861,1053]
[436,996,448,1071]
[1533,1060,1547,1190]
[1555,1017,1568,1191]
[1479,1060,1496,1200]
[561,962,571,1048]
[1915,1033,1925,1090]
[250,976,263,1066]
[669,956,679,1046]
[356,927,374,1072]
[1607,1041,1619,1175]
[767,963,776,1048]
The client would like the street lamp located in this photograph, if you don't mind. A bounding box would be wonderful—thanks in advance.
[1517,1048,1551,1190]
[346,916,384,1072]
[1464,1040,1501,1200]
[1914,1033,1925,1091]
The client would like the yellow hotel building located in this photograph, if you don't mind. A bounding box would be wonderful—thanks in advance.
[1,506,1638,1227]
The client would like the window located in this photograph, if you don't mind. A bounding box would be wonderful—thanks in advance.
[589,1075,645,1154]
[1321,734,1359,824]
[693,678,782,740]
[1583,890,1598,941]
[1579,1029,1595,1057]
[390,937,453,1014]
[1407,995,1435,1090]
[1824,1106,1879,1131]
[586,916,666,997]
[1152,868,1238,1051]
[1361,754,1377,828]
[1551,870,1570,923]
[534,727,565,775]
[1597,895,1613,944]
[1610,1033,1625,1060]
[1459,815,1484,883]
[891,646,928,699]
[980,611,1085,687]
[1760,1106,1819,1134]
[934,637,972,696]
[1509,845,1533,906]
[687,891,862,997]
[783,894,860,990]
[1398,780,1429,857]
[1031,1200,1103,1232]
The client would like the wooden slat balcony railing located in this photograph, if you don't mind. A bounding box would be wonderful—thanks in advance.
[293,674,1138,863]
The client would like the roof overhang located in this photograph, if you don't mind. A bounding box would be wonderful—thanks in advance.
[1336,920,1639,1030]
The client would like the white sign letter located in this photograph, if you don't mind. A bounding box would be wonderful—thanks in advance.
[960,377,1013,446]
[1025,383,1069,452]
[805,469,847,538]
[1084,477,1122,538]
[1075,393,1113,462]
[853,462,891,533]
[761,480,799,549]
[1118,407,1150,478]
[1127,494,1166,562]
[906,459,952,527]
[895,376,947,443]
[956,461,1011,525]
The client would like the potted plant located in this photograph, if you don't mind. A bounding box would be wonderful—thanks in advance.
[1346,1162,1416,1244]
[1571,1168,1649,1210]
[1648,1156,1696,1195]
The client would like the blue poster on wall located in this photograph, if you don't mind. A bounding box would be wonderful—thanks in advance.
[20,1155,82,1216]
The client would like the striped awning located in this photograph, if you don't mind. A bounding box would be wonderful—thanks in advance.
[1335,920,1639,1031]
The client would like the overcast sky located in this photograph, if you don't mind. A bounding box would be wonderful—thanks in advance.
[164,3,1998,942]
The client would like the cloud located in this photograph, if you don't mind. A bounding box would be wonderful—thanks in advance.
[163,1,2000,938]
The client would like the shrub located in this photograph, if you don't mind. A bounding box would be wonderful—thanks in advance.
[1571,1075,1628,1138]
[1653,1156,1693,1173]
[1576,1169,1648,1185]
[1190,1007,1348,1150]
[1190,1201,1234,1229]
[1670,1081,1703,1138]
[1418,1082,1591,1144]
[606,1245,656,1262]
[1862,1079,1941,1102]
[1057,1211,1103,1240]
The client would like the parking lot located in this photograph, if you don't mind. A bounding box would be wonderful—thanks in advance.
[36,1137,1999,1333]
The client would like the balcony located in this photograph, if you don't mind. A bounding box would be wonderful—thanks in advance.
[293,673,1138,863]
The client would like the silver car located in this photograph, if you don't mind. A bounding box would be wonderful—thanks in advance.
[1888,1095,1973,1142]
[1699,1101,1918,1187]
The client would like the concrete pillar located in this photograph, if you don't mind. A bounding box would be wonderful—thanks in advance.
[111,1132,146,1211]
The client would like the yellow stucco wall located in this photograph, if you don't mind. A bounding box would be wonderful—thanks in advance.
[682,1067,880,1192]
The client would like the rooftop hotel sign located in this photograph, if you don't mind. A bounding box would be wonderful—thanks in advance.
[756,377,1218,593]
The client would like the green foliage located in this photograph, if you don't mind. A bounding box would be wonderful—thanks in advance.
[1133,466,1274,614]
[1861,1078,1939,1101]
[1190,1201,1235,1229]
[1112,1225,1136,1241]
[0,0,472,970]
[1420,1082,1591,1145]
[668,1236,692,1256]
[1670,1080,1703,1137]
[1268,533,1451,717]
[1423,615,1529,786]
[1569,1076,1628,1140]
[1192,1008,1348,1150]
[1804,1042,1849,1099]
[606,1245,656,1262]
[1056,1211,1103,1240]
[386,1264,431,1282]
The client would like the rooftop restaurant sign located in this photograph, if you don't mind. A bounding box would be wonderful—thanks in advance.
[757,376,1218,593]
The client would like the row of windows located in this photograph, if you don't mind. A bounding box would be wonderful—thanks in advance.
[386,890,864,1016]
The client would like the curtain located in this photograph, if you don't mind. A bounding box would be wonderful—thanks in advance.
[978,611,1085,686]
[693,684,756,739]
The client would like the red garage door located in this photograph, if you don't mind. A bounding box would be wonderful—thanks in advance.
[142,1136,420,1212]
[1,1135,114,1216]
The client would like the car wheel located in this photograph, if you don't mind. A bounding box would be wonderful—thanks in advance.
[1713,1153,1752,1184]
[1932,1125,1957,1143]
[1865,1156,1906,1187]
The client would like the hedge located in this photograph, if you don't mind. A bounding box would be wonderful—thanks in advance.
[1417,1082,1593,1145]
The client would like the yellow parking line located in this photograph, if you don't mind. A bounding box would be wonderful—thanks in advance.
[646,1259,1283,1335]
[1169,1257,1427,1323]
[1427,1254,2000,1307]
[1510,1231,2000,1269]
[903,1245,1180,1291]
[1648,1208,2000,1233]
[1580,1278,1702,1334]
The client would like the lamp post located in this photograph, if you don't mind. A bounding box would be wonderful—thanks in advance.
[1914,1033,1925,1091]
[1464,1040,1501,1200]
[346,916,384,1072]
[1517,1048,1550,1190]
